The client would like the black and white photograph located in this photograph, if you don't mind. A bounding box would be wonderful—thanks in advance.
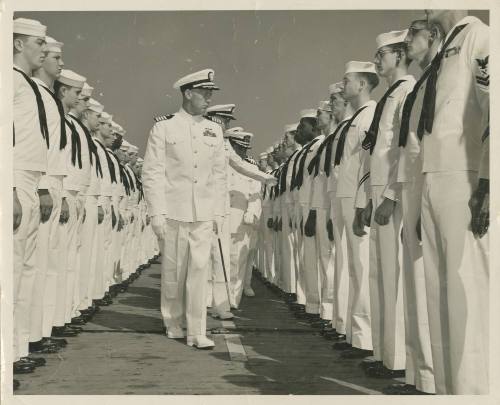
[0,0,497,401]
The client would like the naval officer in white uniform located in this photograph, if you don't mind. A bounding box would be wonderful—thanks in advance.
[143,69,226,349]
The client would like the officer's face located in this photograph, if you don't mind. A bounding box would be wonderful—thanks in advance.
[317,110,331,131]
[374,46,398,77]
[405,24,432,62]
[41,51,64,80]
[330,93,347,122]
[187,88,213,115]
[17,36,47,70]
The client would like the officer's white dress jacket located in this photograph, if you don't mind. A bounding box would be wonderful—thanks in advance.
[142,108,226,222]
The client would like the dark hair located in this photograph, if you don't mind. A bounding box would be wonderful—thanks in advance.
[357,72,379,91]
[389,42,412,66]
[54,80,72,99]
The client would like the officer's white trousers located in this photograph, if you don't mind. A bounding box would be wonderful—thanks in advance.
[340,197,372,350]
[368,184,405,370]
[315,208,335,320]
[331,196,349,334]
[160,219,212,337]
[401,179,435,393]
[29,176,63,341]
[280,204,297,294]
[421,171,489,394]
[209,214,231,313]
[77,196,98,310]
[301,205,320,314]
[13,170,42,360]
[53,191,79,328]
[293,204,306,305]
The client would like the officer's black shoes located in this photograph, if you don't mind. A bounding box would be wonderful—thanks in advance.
[52,326,79,338]
[13,379,20,391]
[365,365,405,379]
[14,360,35,374]
[382,384,432,395]
[340,348,374,359]
[332,341,352,351]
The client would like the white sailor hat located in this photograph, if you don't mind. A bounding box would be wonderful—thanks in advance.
[376,29,409,49]
[99,112,113,124]
[115,124,125,135]
[173,68,219,92]
[128,145,139,154]
[136,157,144,163]
[120,140,131,151]
[345,61,377,75]
[110,120,120,132]
[87,98,104,114]
[206,104,236,120]
[45,36,63,53]
[318,100,332,113]
[14,18,46,37]
[259,151,268,160]
[224,126,244,138]
[79,82,94,98]
[284,123,298,133]
[299,109,317,120]
[58,69,86,89]
[329,81,344,95]
[227,131,253,148]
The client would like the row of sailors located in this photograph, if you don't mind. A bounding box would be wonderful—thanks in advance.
[12,18,159,390]
[255,12,489,395]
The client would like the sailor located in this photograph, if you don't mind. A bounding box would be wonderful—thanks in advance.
[382,18,442,395]
[333,61,377,360]
[358,29,416,378]
[13,18,49,378]
[420,9,489,394]
[142,68,226,349]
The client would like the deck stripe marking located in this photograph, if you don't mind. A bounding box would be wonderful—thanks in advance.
[320,376,383,395]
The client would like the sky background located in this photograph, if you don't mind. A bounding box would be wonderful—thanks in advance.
[16,10,489,156]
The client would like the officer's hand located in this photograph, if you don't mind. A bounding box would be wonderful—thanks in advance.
[38,189,53,223]
[374,197,396,226]
[304,209,317,237]
[267,217,274,229]
[243,211,254,225]
[469,178,489,238]
[353,207,367,237]
[59,197,70,224]
[265,176,278,186]
[97,206,104,224]
[152,215,166,239]
[416,216,422,242]
[13,189,22,232]
[326,218,334,241]
[362,200,372,227]
[111,205,117,228]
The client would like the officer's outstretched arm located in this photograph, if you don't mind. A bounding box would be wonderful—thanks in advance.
[228,146,276,184]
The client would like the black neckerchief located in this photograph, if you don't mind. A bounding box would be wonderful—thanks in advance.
[362,79,407,154]
[13,67,49,148]
[279,149,300,195]
[65,118,82,168]
[40,85,67,150]
[417,23,468,138]
[294,137,322,190]
[94,138,117,183]
[334,105,369,166]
